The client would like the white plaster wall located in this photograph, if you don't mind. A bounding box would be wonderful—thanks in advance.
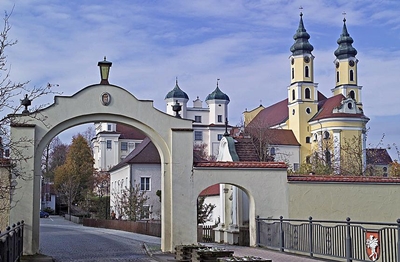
[207,100,228,124]
[110,165,130,217]
[272,145,300,171]
[131,164,162,220]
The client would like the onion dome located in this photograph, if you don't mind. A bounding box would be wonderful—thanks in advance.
[205,81,230,102]
[165,79,189,100]
[334,18,357,59]
[290,13,314,55]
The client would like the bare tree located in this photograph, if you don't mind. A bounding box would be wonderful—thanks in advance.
[242,117,276,162]
[41,136,68,181]
[112,183,149,221]
[0,10,59,215]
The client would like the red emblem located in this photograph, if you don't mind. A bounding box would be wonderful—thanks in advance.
[365,231,380,261]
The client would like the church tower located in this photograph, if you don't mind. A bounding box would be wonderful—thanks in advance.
[288,12,318,161]
[332,18,362,109]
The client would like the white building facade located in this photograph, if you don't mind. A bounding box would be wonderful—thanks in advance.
[165,79,230,158]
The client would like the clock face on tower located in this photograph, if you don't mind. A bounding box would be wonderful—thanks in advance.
[349,60,355,67]
[336,62,340,68]
[291,58,294,65]
[304,56,310,63]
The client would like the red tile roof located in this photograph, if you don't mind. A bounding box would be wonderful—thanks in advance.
[233,138,260,161]
[194,161,287,168]
[366,149,393,165]
[251,99,288,127]
[116,124,147,140]
[311,94,368,121]
[268,129,300,146]
[288,175,400,183]
[109,137,160,171]
[250,92,368,127]
[199,184,220,196]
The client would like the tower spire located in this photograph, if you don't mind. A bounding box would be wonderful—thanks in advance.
[290,12,314,55]
[334,16,357,59]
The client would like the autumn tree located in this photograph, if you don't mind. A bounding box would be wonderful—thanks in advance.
[54,134,94,215]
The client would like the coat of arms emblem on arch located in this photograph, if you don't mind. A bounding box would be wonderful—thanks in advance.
[101,92,111,106]
[365,231,380,261]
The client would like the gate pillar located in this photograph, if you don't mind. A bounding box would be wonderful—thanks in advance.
[9,123,39,255]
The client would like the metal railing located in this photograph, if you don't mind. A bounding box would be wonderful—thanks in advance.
[198,225,216,243]
[0,221,24,262]
[256,216,400,262]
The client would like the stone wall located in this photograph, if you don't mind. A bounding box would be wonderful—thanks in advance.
[83,218,161,237]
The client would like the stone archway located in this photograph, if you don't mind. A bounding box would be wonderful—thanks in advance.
[9,83,195,254]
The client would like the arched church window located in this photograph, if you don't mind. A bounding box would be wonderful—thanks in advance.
[292,89,295,101]
[305,66,309,78]
[325,150,331,167]
[336,72,340,82]
[292,68,294,79]
[349,90,355,100]
[350,70,354,81]
[323,131,330,139]
[305,88,310,99]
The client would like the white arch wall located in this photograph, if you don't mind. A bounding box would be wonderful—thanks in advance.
[10,84,194,254]
[192,166,290,246]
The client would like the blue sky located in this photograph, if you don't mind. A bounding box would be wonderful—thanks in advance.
[3,0,400,160]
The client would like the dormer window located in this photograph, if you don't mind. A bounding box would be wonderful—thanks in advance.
[347,102,353,110]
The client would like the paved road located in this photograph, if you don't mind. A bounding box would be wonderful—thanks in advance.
[39,216,161,262]
[39,216,337,262]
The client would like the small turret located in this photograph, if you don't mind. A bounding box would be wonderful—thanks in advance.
[165,78,189,117]
[205,79,229,125]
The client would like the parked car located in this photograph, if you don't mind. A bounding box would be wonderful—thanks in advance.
[40,210,49,218]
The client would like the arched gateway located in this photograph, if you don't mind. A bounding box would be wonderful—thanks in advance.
[9,62,289,255]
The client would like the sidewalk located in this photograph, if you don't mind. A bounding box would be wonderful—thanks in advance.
[149,243,339,262]
[21,243,338,262]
